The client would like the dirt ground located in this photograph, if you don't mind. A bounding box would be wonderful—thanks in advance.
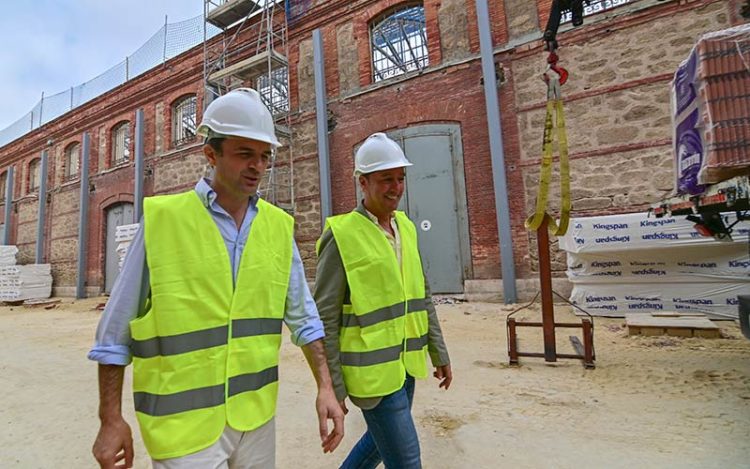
[1,297,749,468]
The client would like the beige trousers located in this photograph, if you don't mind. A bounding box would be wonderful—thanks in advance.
[152,419,275,469]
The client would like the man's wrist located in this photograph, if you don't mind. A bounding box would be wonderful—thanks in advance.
[99,411,124,424]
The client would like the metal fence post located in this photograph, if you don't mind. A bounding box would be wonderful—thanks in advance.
[38,92,44,127]
[163,15,168,64]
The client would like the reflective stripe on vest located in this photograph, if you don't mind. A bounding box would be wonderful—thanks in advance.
[320,210,429,399]
[132,191,292,459]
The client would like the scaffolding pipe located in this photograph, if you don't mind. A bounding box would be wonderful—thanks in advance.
[134,108,145,221]
[475,0,517,303]
[76,132,91,299]
[313,29,332,224]
[3,167,14,245]
[35,150,49,263]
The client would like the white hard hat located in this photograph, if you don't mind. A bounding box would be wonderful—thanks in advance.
[354,133,412,176]
[197,88,281,147]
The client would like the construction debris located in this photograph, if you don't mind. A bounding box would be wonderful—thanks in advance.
[22,298,62,308]
[432,295,466,305]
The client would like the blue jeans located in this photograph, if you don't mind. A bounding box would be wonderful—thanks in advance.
[340,375,421,469]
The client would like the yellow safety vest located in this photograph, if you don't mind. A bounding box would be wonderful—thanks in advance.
[130,191,292,459]
[320,210,429,398]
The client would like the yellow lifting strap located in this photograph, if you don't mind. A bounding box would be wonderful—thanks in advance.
[524,58,571,236]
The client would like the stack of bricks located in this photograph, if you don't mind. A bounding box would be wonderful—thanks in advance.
[696,25,750,184]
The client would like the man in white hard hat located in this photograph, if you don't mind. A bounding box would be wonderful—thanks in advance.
[89,88,344,468]
[314,132,452,468]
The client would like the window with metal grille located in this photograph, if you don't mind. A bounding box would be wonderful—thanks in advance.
[370,4,428,83]
[112,122,131,166]
[0,174,5,203]
[64,143,80,182]
[172,95,197,147]
[560,0,639,24]
[29,159,41,193]
[256,67,289,117]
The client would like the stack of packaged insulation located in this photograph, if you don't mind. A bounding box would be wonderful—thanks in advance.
[0,246,52,301]
[115,224,139,272]
[561,212,749,319]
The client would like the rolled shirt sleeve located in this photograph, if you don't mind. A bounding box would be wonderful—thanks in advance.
[284,241,325,346]
[87,222,149,366]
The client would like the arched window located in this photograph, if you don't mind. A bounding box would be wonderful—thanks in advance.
[112,121,131,165]
[64,142,80,181]
[28,159,41,193]
[172,95,197,147]
[370,4,428,82]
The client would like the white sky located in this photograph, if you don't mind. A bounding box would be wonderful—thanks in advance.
[0,1,205,129]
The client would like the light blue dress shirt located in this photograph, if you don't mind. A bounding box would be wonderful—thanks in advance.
[87,178,324,366]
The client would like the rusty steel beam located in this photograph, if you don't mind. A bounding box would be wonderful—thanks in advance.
[508,318,519,365]
[537,215,557,362]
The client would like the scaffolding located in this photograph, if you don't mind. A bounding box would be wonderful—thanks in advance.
[203,0,294,212]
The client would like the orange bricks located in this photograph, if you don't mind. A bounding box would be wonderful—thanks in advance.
[695,26,750,184]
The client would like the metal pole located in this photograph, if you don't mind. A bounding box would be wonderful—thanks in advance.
[313,29,332,225]
[70,87,74,110]
[134,108,145,221]
[76,133,91,298]
[35,150,49,263]
[163,15,168,64]
[508,318,519,365]
[3,167,14,245]
[39,92,44,127]
[125,57,129,80]
[475,0,517,303]
[537,215,557,361]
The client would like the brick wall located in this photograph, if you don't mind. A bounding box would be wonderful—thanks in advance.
[0,0,741,295]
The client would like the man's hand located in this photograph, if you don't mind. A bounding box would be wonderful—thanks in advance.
[339,399,349,415]
[316,388,345,453]
[92,416,134,469]
[433,364,453,390]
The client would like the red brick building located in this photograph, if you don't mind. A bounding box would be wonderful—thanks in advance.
[0,0,742,297]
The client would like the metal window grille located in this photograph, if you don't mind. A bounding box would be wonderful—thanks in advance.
[561,0,639,24]
[172,95,197,147]
[64,143,80,182]
[112,122,131,165]
[370,5,428,83]
[256,66,289,117]
[0,175,5,203]
[29,159,41,192]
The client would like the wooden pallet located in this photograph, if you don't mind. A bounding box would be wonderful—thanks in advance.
[626,312,721,338]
